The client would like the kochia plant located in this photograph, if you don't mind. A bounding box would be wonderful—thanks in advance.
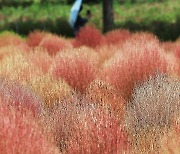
[73,25,104,48]
[0,103,59,154]
[50,47,99,93]
[99,37,167,100]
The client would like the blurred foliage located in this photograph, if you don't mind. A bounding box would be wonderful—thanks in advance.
[117,0,167,3]
[0,0,179,40]
[0,0,101,6]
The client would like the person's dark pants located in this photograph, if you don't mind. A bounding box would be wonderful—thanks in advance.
[73,15,88,36]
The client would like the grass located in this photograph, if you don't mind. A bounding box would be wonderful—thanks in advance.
[0,0,179,33]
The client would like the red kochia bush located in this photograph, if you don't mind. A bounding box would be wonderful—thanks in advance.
[27,30,49,47]
[0,52,43,82]
[161,41,177,53]
[73,25,104,48]
[42,97,79,150]
[130,32,159,43]
[99,38,167,100]
[175,44,180,59]
[64,103,129,154]
[174,44,180,77]
[86,80,126,120]
[26,49,52,74]
[105,29,131,46]
[0,104,59,154]
[39,35,71,56]
[0,32,24,48]
[50,48,99,93]
[160,128,180,154]
[0,78,43,117]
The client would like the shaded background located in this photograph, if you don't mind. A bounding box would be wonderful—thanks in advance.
[0,0,179,41]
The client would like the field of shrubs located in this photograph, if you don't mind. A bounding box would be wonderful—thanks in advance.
[0,25,179,153]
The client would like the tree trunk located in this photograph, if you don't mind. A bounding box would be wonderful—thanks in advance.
[103,0,114,32]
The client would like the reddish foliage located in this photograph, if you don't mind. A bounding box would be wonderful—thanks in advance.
[130,32,159,43]
[28,74,75,109]
[160,129,180,154]
[174,44,180,77]
[16,43,31,53]
[42,97,80,150]
[99,39,167,100]
[50,48,99,93]
[39,35,71,56]
[175,44,180,59]
[95,45,122,65]
[163,52,179,77]
[64,103,129,154]
[105,29,131,46]
[27,30,49,47]
[0,32,24,47]
[0,46,25,61]
[0,33,24,48]
[0,79,43,117]
[26,49,52,73]
[161,41,177,53]
[0,104,59,154]
[0,52,43,82]
[86,80,126,120]
[73,25,104,48]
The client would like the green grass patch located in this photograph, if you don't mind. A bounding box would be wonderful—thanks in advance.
[0,0,179,40]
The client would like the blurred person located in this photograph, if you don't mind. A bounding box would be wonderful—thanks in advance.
[69,0,91,36]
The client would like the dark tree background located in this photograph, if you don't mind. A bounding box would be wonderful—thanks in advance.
[103,0,114,32]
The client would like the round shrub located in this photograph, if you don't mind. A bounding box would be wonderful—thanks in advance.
[27,30,49,48]
[39,34,72,56]
[99,37,167,100]
[50,47,99,93]
[63,102,129,154]
[0,52,43,83]
[26,48,53,73]
[105,29,131,46]
[0,103,59,154]
[0,32,25,48]
[73,25,104,48]
[28,74,75,109]
[86,80,126,119]
[0,78,43,117]
[125,74,180,153]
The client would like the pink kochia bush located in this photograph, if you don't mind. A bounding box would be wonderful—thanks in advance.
[63,102,129,154]
[27,30,49,47]
[99,36,167,100]
[0,78,43,117]
[160,128,180,154]
[0,103,59,154]
[39,35,71,56]
[175,44,180,59]
[42,97,129,153]
[0,32,25,48]
[0,46,25,61]
[86,80,126,120]
[26,49,53,74]
[50,47,99,93]
[105,29,131,46]
[42,97,80,150]
[0,52,43,82]
[73,25,104,48]
[174,44,180,77]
